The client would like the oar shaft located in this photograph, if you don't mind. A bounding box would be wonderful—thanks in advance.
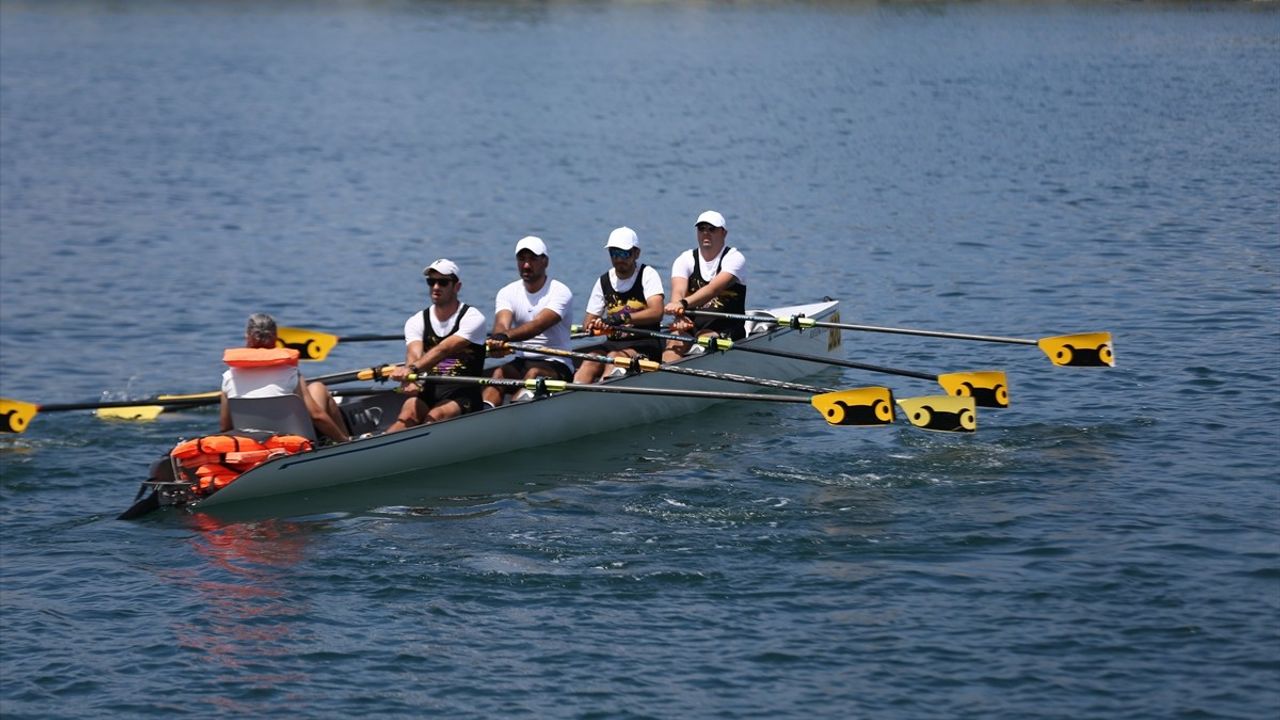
[408,373,812,404]
[683,309,1038,346]
[37,398,218,412]
[503,341,829,394]
[616,326,939,381]
[333,334,401,343]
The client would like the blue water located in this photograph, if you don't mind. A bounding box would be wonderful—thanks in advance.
[2,1,1278,718]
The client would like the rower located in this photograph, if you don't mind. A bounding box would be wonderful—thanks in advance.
[483,236,575,406]
[662,210,748,362]
[573,227,666,384]
[220,313,351,443]
[385,259,488,431]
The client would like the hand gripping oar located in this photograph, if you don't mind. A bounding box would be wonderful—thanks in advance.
[681,309,1114,368]
[501,340,831,394]
[607,325,983,431]
[276,327,402,362]
[404,373,898,428]
[2,364,402,433]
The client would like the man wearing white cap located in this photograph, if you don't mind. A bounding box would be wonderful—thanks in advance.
[484,236,575,406]
[573,227,666,384]
[662,210,748,362]
[385,259,488,431]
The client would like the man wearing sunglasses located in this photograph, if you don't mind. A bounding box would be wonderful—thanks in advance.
[483,236,575,406]
[385,259,488,431]
[573,227,665,384]
[662,210,748,362]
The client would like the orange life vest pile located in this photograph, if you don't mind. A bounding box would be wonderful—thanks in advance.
[171,434,313,495]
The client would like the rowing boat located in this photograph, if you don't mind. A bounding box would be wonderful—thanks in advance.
[127,299,845,515]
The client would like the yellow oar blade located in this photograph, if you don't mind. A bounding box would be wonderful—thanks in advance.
[278,327,339,361]
[94,391,222,421]
[1037,332,1114,367]
[95,406,166,421]
[811,387,896,427]
[0,398,38,434]
[937,371,1009,409]
[896,395,977,433]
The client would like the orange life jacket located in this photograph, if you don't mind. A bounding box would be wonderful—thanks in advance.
[222,347,300,368]
[171,433,314,496]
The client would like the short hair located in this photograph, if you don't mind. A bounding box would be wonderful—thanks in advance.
[245,313,278,349]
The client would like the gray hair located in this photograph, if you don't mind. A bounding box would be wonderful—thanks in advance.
[245,312,278,349]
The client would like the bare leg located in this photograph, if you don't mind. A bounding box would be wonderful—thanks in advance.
[574,359,604,384]
[386,396,427,433]
[303,381,350,442]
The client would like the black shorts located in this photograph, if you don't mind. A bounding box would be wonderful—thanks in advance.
[416,383,483,415]
[503,357,573,381]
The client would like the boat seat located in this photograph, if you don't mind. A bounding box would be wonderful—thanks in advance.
[227,394,318,444]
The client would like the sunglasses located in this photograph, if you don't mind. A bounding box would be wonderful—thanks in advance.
[608,248,633,260]
[426,277,456,287]
[696,223,720,233]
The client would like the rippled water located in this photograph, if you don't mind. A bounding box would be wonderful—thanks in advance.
[2,2,1278,718]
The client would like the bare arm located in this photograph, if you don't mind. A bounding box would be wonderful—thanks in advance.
[663,276,690,316]
[408,334,474,373]
[504,308,562,343]
[681,271,739,310]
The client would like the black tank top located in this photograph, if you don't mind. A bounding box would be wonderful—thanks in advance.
[687,248,747,339]
[421,304,486,377]
[600,264,660,330]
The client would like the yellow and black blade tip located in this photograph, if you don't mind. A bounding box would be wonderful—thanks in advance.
[938,371,1009,409]
[811,387,896,427]
[1038,333,1115,368]
[896,396,977,433]
[0,400,36,433]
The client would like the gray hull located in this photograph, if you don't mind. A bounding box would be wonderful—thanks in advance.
[195,301,842,508]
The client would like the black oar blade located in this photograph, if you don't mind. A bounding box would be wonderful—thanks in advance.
[937,371,1010,409]
[811,387,896,427]
[1037,332,1114,367]
[896,396,977,433]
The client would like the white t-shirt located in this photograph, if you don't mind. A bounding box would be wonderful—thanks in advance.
[221,365,299,399]
[403,304,488,346]
[494,278,574,370]
[586,264,665,316]
[671,246,747,286]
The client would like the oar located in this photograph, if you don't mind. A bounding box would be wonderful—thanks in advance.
[93,363,404,421]
[502,341,829,394]
[2,364,403,433]
[681,309,1114,368]
[405,373,900,428]
[276,327,401,362]
[612,325,1003,414]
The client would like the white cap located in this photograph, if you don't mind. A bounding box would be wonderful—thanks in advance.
[515,236,548,256]
[604,227,639,251]
[423,258,460,279]
[695,210,726,228]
